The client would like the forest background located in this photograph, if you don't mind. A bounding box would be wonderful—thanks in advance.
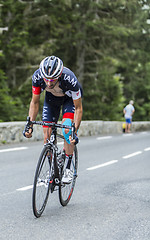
[0,0,150,122]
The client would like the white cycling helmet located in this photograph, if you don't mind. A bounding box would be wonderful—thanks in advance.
[40,56,63,79]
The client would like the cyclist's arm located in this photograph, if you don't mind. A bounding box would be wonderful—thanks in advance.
[29,93,40,121]
[73,97,83,134]
[69,97,82,145]
[25,93,40,138]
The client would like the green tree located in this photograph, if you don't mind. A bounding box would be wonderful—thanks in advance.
[1,0,150,121]
[0,69,16,121]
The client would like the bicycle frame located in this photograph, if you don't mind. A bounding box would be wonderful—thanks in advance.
[28,117,76,183]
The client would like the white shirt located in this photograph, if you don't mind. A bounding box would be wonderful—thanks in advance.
[124,104,135,119]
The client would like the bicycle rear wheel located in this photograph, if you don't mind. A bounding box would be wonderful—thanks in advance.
[59,145,78,206]
[32,145,53,218]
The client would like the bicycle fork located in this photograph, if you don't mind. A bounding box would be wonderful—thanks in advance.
[49,152,62,192]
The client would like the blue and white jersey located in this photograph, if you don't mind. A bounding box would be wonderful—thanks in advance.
[32,67,82,100]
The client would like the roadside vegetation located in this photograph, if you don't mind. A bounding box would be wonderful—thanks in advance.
[1,0,150,121]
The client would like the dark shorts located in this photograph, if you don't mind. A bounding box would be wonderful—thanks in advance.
[42,92,75,127]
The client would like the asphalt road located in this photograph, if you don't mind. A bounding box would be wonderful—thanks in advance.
[0,131,150,240]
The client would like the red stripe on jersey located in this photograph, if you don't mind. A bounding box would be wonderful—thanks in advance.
[32,86,41,95]
[63,112,74,119]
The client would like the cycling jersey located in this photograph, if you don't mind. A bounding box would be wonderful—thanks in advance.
[32,67,83,100]
[32,66,83,125]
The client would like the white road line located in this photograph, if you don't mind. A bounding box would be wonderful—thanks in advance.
[0,147,28,153]
[1,190,16,197]
[144,147,150,151]
[97,136,112,140]
[122,151,142,159]
[16,185,33,191]
[122,133,133,137]
[86,160,118,171]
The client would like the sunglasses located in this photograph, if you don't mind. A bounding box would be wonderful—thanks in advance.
[44,77,56,82]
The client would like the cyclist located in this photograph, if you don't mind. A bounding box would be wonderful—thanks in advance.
[23,56,83,183]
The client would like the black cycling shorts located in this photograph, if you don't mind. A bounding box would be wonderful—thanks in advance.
[42,92,75,127]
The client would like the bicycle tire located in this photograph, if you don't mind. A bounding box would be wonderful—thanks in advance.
[32,145,53,218]
[59,145,78,206]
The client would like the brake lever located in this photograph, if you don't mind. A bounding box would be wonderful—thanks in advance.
[23,116,32,137]
[27,116,30,124]
[26,116,33,133]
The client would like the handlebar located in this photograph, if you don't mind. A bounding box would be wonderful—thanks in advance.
[26,116,76,141]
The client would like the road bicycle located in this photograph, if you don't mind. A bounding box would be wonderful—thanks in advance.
[25,117,78,218]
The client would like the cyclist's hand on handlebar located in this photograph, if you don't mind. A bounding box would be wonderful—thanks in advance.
[23,117,33,138]
[23,127,33,138]
[69,133,79,145]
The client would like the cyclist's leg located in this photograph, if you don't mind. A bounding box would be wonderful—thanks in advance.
[62,96,75,155]
[42,92,62,143]
[59,144,78,205]
[60,98,78,186]
[61,97,76,183]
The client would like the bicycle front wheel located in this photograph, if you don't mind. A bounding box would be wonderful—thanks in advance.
[32,145,53,218]
[59,145,78,206]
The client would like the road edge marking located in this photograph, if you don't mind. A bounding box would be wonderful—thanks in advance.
[0,147,28,153]
[87,160,118,171]
[122,151,142,159]
[16,185,33,191]
[144,147,150,151]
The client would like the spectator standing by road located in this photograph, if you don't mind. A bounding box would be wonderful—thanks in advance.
[123,100,135,133]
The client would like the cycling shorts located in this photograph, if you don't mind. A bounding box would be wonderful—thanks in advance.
[42,92,75,127]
